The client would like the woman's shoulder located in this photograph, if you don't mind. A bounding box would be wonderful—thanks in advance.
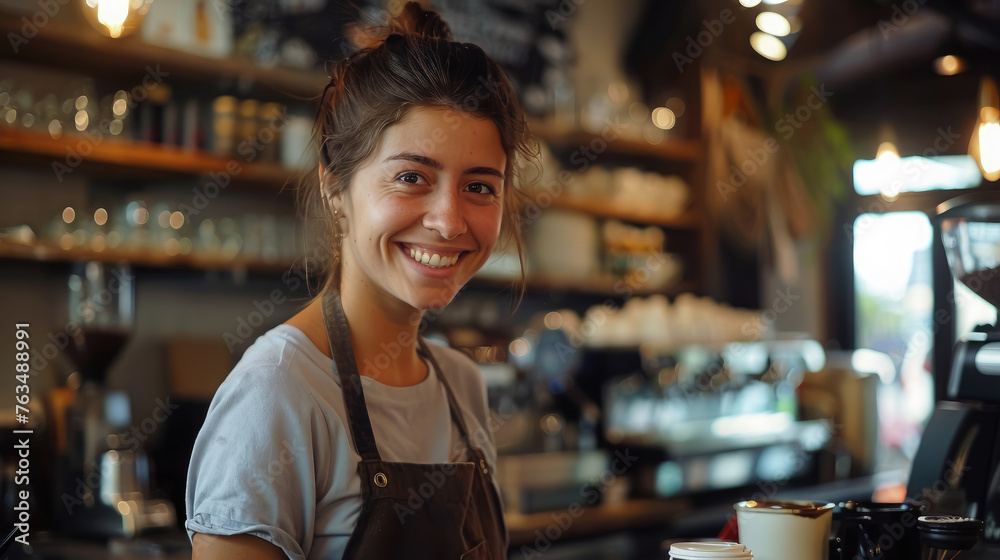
[213,324,331,406]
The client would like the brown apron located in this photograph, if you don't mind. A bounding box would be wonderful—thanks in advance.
[320,288,508,559]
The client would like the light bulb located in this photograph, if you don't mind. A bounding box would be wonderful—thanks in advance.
[969,76,1000,182]
[978,121,1000,178]
[98,0,128,38]
[756,12,791,37]
[875,131,901,201]
[80,0,154,39]
[876,141,899,160]
[750,32,787,61]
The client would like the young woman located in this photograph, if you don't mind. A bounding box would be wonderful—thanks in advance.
[185,4,534,559]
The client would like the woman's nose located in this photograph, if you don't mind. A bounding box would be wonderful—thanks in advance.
[422,189,468,240]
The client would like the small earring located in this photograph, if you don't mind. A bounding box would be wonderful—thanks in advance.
[334,209,339,215]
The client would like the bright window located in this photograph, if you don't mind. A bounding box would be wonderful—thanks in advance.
[854,212,936,471]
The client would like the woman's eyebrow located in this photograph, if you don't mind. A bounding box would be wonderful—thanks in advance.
[385,152,504,179]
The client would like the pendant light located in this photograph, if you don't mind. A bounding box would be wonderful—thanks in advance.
[969,76,1000,182]
[80,0,154,39]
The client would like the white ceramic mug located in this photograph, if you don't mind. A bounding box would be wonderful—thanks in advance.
[734,500,834,560]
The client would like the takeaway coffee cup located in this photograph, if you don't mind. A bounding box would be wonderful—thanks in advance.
[735,500,834,560]
[668,541,753,559]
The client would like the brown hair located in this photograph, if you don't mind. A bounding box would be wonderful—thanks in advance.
[299,1,536,300]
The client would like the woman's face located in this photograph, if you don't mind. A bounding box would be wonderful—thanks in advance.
[334,106,507,313]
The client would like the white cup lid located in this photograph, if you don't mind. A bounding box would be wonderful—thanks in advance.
[669,542,752,558]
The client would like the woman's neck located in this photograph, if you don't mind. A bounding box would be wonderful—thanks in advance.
[286,276,429,387]
[339,276,427,387]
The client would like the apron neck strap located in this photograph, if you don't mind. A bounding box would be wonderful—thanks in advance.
[320,288,481,462]
[321,287,382,461]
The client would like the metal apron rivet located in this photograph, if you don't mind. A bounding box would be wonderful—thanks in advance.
[374,472,388,487]
[479,459,488,474]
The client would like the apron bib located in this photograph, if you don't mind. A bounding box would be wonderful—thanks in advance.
[320,288,507,559]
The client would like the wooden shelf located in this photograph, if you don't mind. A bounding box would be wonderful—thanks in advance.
[0,127,301,190]
[0,238,294,274]
[533,124,702,163]
[0,14,327,101]
[473,273,697,297]
[506,497,689,546]
[549,196,702,229]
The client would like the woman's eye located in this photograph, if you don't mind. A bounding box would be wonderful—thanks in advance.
[466,182,496,195]
[397,172,424,184]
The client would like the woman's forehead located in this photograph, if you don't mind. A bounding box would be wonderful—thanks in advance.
[376,106,507,170]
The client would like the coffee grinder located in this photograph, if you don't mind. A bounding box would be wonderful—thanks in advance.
[908,192,1000,547]
[56,262,176,538]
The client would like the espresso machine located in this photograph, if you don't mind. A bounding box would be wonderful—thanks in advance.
[908,193,1000,547]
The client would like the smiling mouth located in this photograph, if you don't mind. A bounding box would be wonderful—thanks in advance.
[404,245,462,269]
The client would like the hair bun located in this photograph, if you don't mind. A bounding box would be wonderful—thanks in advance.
[347,2,452,52]
[396,2,452,41]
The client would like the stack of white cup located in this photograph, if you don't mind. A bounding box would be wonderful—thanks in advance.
[668,542,753,559]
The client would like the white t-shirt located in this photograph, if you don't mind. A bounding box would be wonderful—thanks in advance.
[185,324,500,560]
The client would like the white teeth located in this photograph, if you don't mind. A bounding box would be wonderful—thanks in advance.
[406,247,460,268]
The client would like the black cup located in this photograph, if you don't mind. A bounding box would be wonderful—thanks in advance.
[917,515,984,560]
[834,502,923,560]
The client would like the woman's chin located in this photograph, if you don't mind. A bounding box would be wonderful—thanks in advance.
[405,287,461,312]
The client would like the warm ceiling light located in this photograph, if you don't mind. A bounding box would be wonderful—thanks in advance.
[876,141,900,160]
[750,32,787,61]
[740,0,762,6]
[934,55,965,76]
[756,12,791,36]
[979,122,1000,177]
[763,0,790,4]
[969,76,1000,182]
[875,142,902,201]
[81,0,154,39]
[97,0,129,37]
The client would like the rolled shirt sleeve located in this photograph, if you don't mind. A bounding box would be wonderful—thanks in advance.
[185,365,325,560]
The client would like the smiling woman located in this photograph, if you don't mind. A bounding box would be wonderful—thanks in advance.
[184,3,536,560]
